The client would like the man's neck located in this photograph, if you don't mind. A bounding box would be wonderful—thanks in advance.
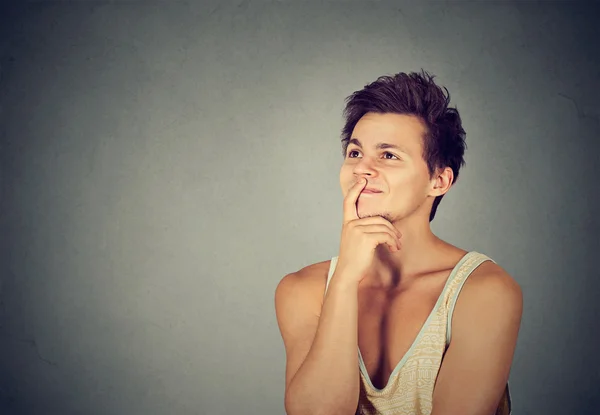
[362,218,449,288]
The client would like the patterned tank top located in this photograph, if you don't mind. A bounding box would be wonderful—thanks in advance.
[324,251,512,415]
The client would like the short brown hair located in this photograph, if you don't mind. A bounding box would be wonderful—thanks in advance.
[341,70,467,222]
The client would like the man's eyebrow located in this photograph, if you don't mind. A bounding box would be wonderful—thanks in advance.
[348,138,410,154]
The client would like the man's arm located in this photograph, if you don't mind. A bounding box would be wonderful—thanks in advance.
[275,178,401,415]
[431,262,523,415]
[275,264,360,415]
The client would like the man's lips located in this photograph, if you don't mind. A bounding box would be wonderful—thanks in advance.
[361,188,383,194]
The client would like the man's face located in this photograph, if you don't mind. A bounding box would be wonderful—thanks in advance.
[339,112,434,223]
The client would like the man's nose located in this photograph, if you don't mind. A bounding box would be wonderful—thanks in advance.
[353,157,377,176]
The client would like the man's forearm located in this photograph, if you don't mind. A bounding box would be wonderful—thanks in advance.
[285,275,360,415]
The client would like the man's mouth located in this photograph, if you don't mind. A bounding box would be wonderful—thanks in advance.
[361,188,383,194]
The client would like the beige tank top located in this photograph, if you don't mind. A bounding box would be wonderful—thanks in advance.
[325,251,512,415]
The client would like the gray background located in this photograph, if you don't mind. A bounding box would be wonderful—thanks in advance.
[1,1,598,414]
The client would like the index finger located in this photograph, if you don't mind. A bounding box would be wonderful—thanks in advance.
[343,177,366,223]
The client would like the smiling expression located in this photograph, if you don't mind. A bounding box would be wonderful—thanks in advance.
[340,112,437,223]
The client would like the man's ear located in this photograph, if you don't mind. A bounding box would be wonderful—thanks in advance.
[430,167,454,197]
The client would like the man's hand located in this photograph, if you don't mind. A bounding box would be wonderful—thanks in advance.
[335,177,402,283]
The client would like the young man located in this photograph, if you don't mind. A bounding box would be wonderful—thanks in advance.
[275,71,522,415]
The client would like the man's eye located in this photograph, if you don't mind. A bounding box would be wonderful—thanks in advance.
[348,150,360,158]
[383,152,399,160]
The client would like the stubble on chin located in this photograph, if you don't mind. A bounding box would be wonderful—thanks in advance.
[359,212,395,223]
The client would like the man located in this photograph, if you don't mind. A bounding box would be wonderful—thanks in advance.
[275,70,522,415]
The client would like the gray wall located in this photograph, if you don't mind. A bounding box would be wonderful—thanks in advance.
[1,1,598,414]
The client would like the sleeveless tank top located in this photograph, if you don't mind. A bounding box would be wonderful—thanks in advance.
[324,251,512,415]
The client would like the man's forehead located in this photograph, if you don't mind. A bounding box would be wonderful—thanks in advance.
[350,114,426,153]
[354,112,426,133]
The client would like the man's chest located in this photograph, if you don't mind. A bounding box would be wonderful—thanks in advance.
[356,276,448,389]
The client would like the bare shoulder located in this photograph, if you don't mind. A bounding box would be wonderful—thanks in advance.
[275,259,332,316]
[469,260,522,298]
[457,259,523,320]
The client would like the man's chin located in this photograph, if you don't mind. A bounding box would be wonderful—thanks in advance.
[358,211,395,222]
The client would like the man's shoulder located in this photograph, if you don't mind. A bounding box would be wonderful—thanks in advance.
[458,258,523,317]
[469,259,521,293]
[275,259,332,308]
[277,259,332,293]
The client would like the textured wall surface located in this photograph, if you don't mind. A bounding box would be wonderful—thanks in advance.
[1,1,598,414]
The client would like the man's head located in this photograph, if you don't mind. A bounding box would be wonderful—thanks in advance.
[339,70,466,223]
